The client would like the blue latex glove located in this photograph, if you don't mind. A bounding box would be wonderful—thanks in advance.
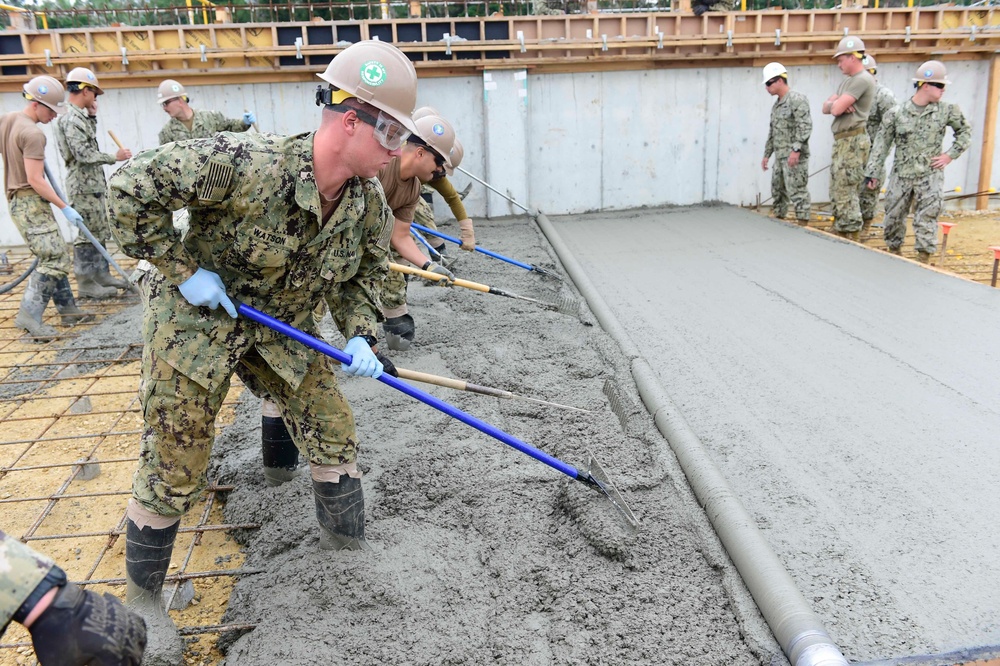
[178,268,237,318]
[61,205,84,228]
[341,337,383,378]
[243,111,256,126]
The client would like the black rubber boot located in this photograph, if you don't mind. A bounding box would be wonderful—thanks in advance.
[52,276,95,326]
[74,245,118,299]
[313,477,369,551]
[125,518,185,666]
[14,272,59,342]
[262,414,299,487]
[383,314,415,351]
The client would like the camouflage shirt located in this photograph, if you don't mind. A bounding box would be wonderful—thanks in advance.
[107,132,392,393]
[158,109,249,146]
[53,103,116,196]
[866,98,972,182]
[866,84,897,141]
[764,90,812,159]
[0,530,54,630]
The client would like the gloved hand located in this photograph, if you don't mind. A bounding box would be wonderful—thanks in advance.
[375,352,398,378]
[61,205,84,228]
[421,261,454,287]
[342,336,383,378]
[458,218,476,251]
[243,111,257,126]
[28,582,147,666]
[178,268,238,318]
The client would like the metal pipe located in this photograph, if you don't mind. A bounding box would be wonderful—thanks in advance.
[455,166,534,215]
[533,210,848,666]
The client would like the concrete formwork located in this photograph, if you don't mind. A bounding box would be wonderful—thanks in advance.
[1,58,996,245]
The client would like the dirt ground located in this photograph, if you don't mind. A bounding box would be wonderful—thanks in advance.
[1,202,997,665]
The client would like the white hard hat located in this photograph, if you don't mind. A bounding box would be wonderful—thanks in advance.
[762,62,787,84]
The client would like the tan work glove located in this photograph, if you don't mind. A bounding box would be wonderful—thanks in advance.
[458,218,476,252]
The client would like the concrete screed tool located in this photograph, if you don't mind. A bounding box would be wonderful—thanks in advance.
[238,302,640,532]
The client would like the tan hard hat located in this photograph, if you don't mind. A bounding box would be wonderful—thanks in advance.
[861,54,877,72]
[156,79,187,105]
[833,36,866,58]
[317,40,418,133]
[23,76,67,115]
[66,67,104,95]
[446,137,463,176]
[412,106,440,121]
[913,60,950,85]
[413,114,456,169]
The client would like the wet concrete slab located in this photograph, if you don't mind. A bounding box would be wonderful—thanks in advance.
[548,205,1000,663]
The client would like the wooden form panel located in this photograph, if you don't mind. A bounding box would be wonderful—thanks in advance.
[0,8,997,88]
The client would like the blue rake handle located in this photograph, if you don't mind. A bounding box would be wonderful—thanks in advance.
[238,303,578,478]
[237,303,640,530]
[411,223,561,280]
[409,228,443,261]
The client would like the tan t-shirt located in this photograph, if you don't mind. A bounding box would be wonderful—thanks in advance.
[377,157,420,223]
[831,70,876,135]
[0,111,46,201]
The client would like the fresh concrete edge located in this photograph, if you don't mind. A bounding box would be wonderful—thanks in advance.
[533,209,848,666]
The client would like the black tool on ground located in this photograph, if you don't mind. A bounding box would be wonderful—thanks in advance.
[390,262,578,315]
[412,222,561,281]
[237,303,640,532]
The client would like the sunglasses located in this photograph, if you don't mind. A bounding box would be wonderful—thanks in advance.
[764,77,783,87]
[925,81,945,89]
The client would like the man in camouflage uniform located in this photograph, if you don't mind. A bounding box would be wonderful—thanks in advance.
[864,60,971,264]
[0,76,93,342]
[822,36,876,240]
[1,529,146,664]
[156,78,257,145]
[54,67,133,299]
[858,55,897,235]
[107,41,419,665]
[760,62,812,226]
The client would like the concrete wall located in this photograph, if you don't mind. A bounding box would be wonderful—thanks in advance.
[1,59,996,246]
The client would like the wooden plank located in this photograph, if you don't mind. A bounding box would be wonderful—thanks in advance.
[977,53,1000,210]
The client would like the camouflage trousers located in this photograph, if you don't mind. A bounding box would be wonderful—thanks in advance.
[380,246,408,314]
[770,154,811,221]
[882,169,944,254]
[0,530,55,627]
[415,197,436,231]
[134,289,359,518]
[830,131,870,233]
[859,166,886,224]
[68,191,112,246]
[8,190,72,279]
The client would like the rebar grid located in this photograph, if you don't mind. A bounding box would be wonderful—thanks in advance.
[0,248,252,663]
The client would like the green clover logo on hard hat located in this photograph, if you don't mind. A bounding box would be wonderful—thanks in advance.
[360,60,387,87]
[846,40,855,48]
[171,84,180,92]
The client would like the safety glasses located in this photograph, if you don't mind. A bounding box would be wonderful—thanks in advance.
[764,76,782,87]
[371,110,411,151]
[925,82,945,90]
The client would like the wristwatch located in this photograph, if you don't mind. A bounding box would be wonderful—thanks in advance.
[791,143,801,152]
[359,335,378,348]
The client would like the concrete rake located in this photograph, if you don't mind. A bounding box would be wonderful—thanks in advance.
[238,303,640,532]
[411,222,562,281]
[390,262,578,316]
